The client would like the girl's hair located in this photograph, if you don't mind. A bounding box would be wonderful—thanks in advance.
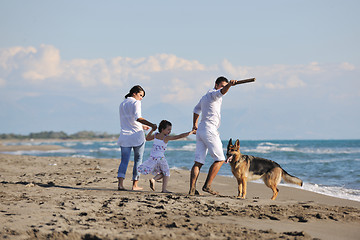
[158,120,172,133]
[125,85,145,98]
[215,76,229,85]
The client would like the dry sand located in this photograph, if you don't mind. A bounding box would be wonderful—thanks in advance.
[0,145,359,239]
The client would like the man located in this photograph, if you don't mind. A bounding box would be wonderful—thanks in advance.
[189,76,236,195]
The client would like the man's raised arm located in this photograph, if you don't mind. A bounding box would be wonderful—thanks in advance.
[220,80,236,95]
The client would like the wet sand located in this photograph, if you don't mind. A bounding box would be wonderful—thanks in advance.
[0,150,359,239]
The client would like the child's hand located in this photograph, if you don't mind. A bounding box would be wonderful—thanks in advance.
[190,129,196,135]
[143,125,150,131]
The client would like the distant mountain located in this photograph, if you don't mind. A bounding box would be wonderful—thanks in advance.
[1,95,118,134]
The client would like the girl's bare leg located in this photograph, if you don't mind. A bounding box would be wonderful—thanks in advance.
[150,174,163,191]
[162,176,171,193]
[149,179,155,191]
[154,174,163,181]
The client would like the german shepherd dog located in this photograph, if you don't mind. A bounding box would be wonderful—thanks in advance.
[226,139,303,200]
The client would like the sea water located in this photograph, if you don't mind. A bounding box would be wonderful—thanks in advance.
[3,139,360,201]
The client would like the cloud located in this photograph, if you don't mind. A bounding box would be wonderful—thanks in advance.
[64,58,110,87]
[221,59,358,90]
[0,46,37,71]
[0,45,62,83]
[22,44,62,82]
[0,45,207,89]
[264,74,306,89]
[340,62,355,71]
[221,59,249,77]
[0,44,358,104]
[1,45,359,138]
[222,59,310,90]
[161,78,195,103]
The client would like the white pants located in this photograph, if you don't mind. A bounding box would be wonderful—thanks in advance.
[194,128,225,164]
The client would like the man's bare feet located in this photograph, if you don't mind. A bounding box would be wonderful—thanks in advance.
[188,189,201,196]
[202,185,218,195]
[149,179,155,191]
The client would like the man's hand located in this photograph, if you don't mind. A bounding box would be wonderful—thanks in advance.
[228,80,236,86]
[220,80,236,95]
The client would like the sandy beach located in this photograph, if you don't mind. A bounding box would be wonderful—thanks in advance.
[0,144,359,239]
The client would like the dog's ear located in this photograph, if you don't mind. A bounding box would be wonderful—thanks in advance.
[235,139,240,149]
[228,138,233,147]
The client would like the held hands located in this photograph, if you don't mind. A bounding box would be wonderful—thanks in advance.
[192,126,198,134]
[143,125,150,131]
[144,124,157,132]
[190,127,197,135]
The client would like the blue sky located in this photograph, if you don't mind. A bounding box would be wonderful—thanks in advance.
[0,0,359,139]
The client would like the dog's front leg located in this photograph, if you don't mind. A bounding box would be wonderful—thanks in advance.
[242,178,247,199]
[236,178,243,198]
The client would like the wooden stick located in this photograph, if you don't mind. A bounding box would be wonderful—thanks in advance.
[234,78,256,85]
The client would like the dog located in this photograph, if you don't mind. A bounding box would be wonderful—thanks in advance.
[226,139,303,200]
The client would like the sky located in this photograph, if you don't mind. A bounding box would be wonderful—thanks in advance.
[0,0,359,140]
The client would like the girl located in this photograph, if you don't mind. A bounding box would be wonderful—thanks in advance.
[138,120,195,193]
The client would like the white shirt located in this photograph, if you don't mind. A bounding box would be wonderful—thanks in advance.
[193,88,224,131]
[117,97,145,147]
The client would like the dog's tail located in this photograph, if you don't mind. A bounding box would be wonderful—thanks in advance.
[282,169,303,186]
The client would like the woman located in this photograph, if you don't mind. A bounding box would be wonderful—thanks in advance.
[117,85,156,190]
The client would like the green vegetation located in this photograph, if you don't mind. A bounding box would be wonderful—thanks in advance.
[0,131,118,140]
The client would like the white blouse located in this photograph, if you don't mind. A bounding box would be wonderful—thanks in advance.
[117,97,145,147]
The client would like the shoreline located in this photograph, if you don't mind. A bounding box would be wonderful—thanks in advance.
[1,139,359,203]
[0,137,117,145]
[1,153,359,239]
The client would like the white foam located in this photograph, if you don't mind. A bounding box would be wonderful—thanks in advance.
[167,143,196,151]
[89,147,120,152]
[170,166,189,171]
[282,182,360,202]
[1,148,76,155]
[243,142,360,155]
[181,143,196,151]
[242,142,297,154]
[298,148,360,154]
[99,147,117,151]
[71,154,95,159]
[106,142,118,146]
[64,142,77,147]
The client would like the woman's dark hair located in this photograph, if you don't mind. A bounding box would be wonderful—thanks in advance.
[158,120,172,133]
[215,76,229,85]
[125,85,145,98]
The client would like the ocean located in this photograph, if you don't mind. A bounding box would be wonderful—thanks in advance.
[2,139,360,202]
